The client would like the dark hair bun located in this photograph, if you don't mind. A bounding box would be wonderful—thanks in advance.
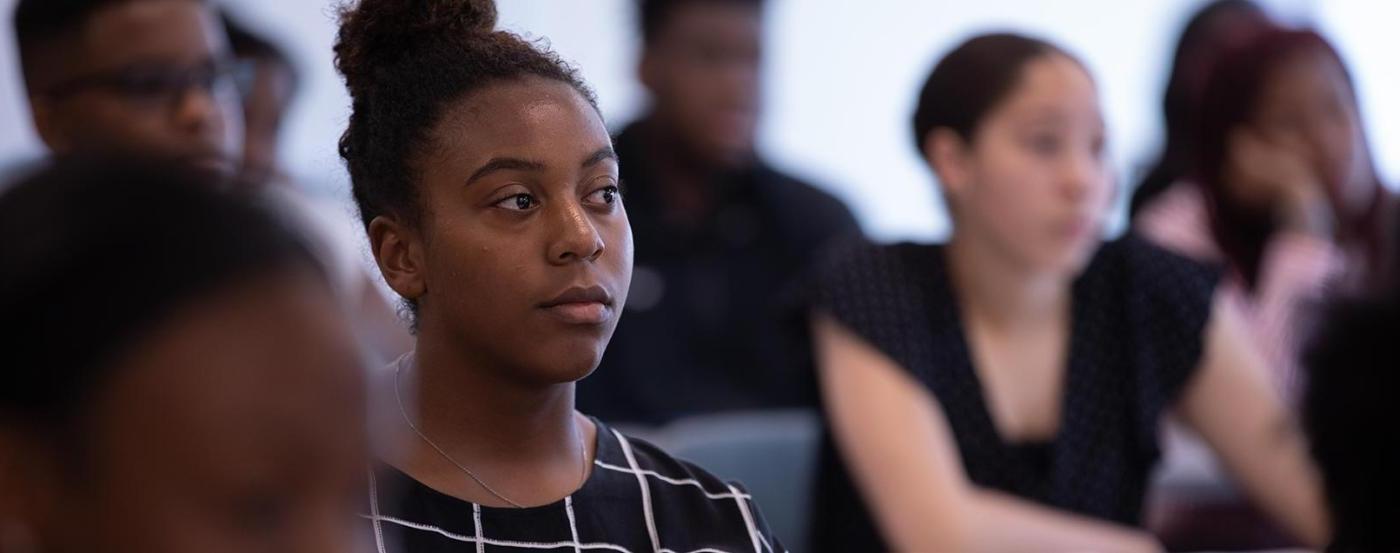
[335,0,499,97]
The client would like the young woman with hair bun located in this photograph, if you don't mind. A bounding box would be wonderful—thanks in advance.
[334,1,783,550]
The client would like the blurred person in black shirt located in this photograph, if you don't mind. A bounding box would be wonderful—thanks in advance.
[577,0,860,425]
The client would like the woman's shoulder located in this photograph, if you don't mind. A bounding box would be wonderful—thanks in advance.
[1085,233,1223,344]
[592,421,752,497]
[817,236,941,271]
[1095,231,1224,295]
[1088,234,1224,411]
[591,421,786,552]
[809,236,945,308]
[804,238,956,389]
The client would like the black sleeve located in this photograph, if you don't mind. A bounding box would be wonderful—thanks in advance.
[1118,233,1224,448]
[805,238,945,388]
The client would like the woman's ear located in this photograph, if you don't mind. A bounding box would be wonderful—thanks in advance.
[925,128,973,200]
[368,215,426,306]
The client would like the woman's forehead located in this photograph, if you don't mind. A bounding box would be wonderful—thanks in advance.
[430,79,610,168]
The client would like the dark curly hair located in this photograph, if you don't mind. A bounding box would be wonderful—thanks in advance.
[334,0,598,231]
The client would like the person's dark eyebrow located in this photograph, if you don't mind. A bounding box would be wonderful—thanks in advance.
[581,147,618,169]
[465,157,546,186]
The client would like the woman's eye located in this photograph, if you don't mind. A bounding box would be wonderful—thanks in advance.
[495,194,538,211]
[586,186,621,207]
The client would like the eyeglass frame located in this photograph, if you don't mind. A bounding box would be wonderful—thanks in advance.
[40,57,256,111]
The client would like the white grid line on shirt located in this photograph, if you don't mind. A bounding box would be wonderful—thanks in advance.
[367,514,752,553]
[614,429,662,553]
[363,515,634,552]
[472,503,486,553]
[566,495,582,553]
[367,469,388,553]
[758,531,778,553]
[592,461,753,501]
[365,428,767,553]
[364,481,763,553]
[726,483,761,553]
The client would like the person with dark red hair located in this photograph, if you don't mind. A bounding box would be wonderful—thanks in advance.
[1130,0,1273,218]
[1138,27,1398,402]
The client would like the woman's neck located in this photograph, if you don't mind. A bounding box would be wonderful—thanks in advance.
[408,335,580,463]
[945,229,1071,331]
[381,330,594,507]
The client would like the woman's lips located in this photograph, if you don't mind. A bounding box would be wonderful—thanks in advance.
[541,302,613,325]
[539,285,614,325]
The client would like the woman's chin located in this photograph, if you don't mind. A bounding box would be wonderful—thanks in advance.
[1029,244,1098,278]
[523,342,606,385]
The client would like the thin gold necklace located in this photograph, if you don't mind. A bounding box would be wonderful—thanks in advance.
[393,355,588,509]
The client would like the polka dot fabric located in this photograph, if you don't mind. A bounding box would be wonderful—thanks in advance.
[807,233,1222,551]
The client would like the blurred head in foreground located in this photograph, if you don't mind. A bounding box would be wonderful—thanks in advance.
[0,160,367,553]
[1303,281,1400,553]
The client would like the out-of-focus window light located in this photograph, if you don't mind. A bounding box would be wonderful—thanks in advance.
[0,0,1394,241]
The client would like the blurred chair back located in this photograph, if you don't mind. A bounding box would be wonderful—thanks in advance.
[645,409,821,553]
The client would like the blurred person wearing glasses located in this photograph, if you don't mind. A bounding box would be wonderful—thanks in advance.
[13,0,245,184]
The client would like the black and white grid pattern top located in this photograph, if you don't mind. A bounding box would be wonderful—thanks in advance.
[364,418,786,553]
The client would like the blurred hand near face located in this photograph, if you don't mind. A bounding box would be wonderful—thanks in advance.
[1225,128,1334,237]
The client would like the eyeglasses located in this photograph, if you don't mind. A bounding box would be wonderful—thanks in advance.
[43,59,255,109]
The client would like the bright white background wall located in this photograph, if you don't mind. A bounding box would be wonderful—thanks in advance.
[1,0,1395,241]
